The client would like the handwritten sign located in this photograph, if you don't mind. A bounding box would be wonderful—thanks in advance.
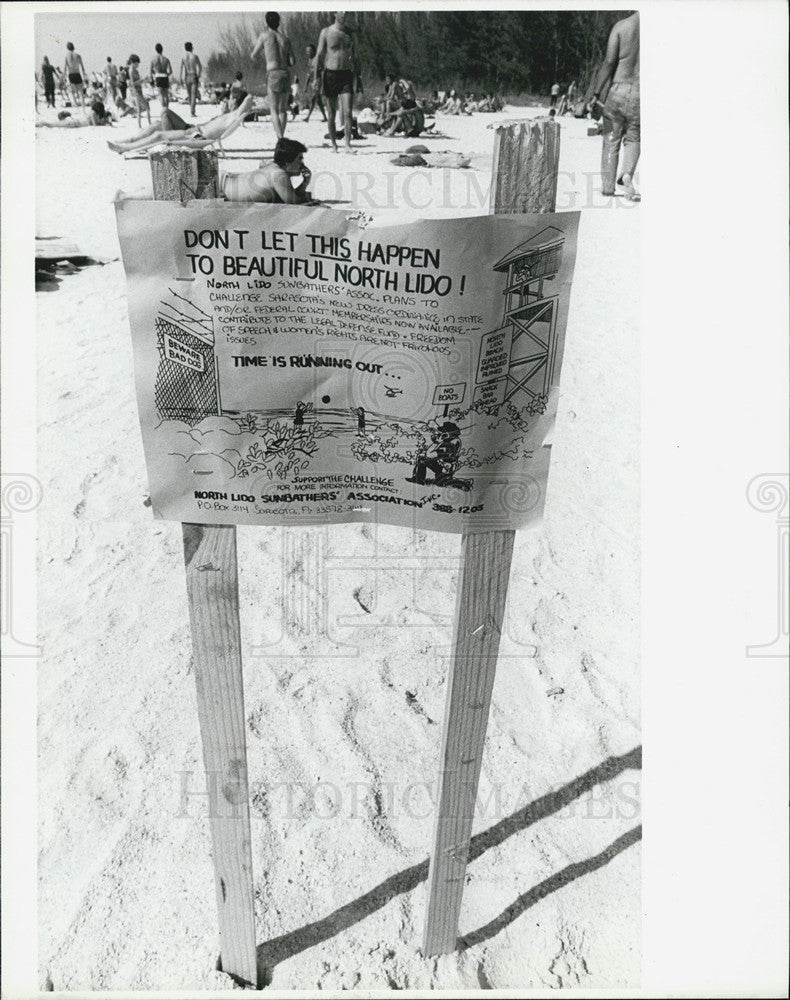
[116,201,579,533]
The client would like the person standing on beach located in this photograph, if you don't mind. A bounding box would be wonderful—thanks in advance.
[180,42,202,117]
[41,57,58,108]
[592,10,640,200]
[63,43,87,108]
[550,81,560,108]
[316,12,362,153]
[127,54,151,127]
[150,43,173,109]
[251,12,295,140]
[118,63,128,102]
[302,44,327,122]
[104,57,118,102]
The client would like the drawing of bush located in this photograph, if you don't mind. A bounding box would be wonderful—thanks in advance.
[350,421,424,465]
[235,420,333,480]
[236,412,259,434]
[526,394,548,416]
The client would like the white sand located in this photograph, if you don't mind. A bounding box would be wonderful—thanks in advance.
[37,99,640,991]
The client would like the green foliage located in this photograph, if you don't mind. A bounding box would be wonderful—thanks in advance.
[205,10,624,99]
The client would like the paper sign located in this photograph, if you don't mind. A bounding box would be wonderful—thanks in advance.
[115,201,578,533]
[432,383,466,406]
[164,333,206,372]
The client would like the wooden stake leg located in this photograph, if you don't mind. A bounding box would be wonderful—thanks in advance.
[183,523,257,987]
[423,529,515,955]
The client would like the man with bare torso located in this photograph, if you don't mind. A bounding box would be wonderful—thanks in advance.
[251,12,295,140]
[593,10,640,201]
[316,12,362,153]
[63,43,87,108]
[180,43,202,118]
[150,43,173,110]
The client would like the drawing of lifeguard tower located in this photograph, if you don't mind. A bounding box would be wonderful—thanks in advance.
[154,292,220,423]
[474,226,565,412]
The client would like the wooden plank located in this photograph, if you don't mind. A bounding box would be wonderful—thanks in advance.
[422,529,515,954]
[152,154,257,987]
[490,119,561,216]
[423,116,559,955]
[150,149,219,201]
[183,523,257,987]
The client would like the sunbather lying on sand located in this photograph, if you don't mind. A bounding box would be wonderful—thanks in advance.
[37,107,112,128]
[107,94,254,153]
[222,136,316,204]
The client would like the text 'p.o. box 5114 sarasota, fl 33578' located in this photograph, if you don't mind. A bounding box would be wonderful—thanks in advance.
[115,119,573,988]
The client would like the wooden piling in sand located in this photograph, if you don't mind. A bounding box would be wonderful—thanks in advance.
[422,117,560,956]
[152,156,258,989]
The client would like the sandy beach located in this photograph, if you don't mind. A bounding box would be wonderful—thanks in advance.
[36,97,640,992]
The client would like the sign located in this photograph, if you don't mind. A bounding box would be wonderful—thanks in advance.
[432,383,466,406]
[164,333,206,372]
[116,201,579,533]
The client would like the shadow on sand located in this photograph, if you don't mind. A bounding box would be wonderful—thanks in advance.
[254,745,642,984]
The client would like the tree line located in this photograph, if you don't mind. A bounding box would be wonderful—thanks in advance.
[206,10,623,99]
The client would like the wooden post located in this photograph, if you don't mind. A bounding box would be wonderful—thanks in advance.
[423,118,559,955]
[150,149,220,201]
[490,118,561,216]
[152,157,258,987]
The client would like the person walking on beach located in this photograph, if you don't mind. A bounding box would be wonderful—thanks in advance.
[316,12,362,153]
[127,54,151,127]
[550,81,560,108]
[302,44,327,122]
[180,42,202,117]
[41,57,58,108]
[118,63,128,102]
[63,43,87,108]
[592,9,640,200]
[104,57,118,102]
[251,12,295,140]
[150,43,173,109]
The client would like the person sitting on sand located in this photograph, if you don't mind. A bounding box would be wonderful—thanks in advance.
[229,71,248,111]
[222,137,314,203]
[107,93,254,153]
[380,79,425,137]
[114,95,136,118]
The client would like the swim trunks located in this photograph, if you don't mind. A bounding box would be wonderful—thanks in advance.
[161,109,189,130]
[155,74,170,90]
[185,72,198,85]
[267,69,290,95]
[323,69,354,99]
[68,72,83,86]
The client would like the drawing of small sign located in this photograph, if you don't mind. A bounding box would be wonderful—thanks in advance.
[476,325,512,384]
[432,382,467,406]
[164,334,205,372]
[473,380,507,409]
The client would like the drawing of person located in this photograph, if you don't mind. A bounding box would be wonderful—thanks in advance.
[406,421,462,486]
[352,406,366,434]
[293,401,309,426]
